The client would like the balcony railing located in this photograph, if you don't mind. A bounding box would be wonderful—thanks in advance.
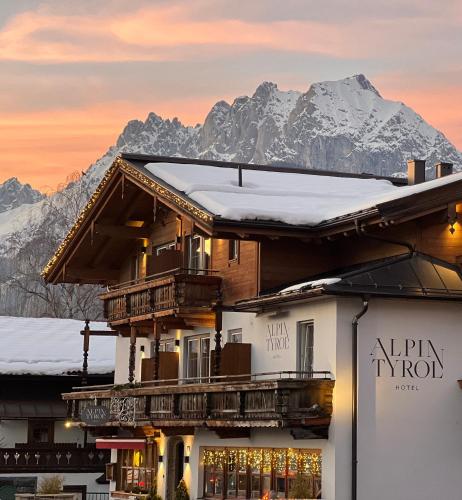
[0,445,109,473]
[63,372,334,437]
[101,269,221,323]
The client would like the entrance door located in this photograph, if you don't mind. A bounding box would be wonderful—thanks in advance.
[166,437,185,500]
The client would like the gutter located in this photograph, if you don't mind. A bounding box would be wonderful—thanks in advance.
[352,298,369,500]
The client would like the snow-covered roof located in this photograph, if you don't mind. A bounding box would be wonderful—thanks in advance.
[0,316,115,376]
[145,162,462,226]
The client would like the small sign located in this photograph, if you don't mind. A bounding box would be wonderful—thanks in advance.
[81,405,110,425]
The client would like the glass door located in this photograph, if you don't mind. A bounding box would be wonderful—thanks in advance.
[297,321,314,377]
[187,235,211,274]
[186,335,210,382]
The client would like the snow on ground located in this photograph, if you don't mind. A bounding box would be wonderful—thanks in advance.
[145,162,462,226]
[0,316,114,375]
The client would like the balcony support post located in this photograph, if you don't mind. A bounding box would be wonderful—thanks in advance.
[213,303,223,377]
[128,326,137,384]
[82,319,90,386]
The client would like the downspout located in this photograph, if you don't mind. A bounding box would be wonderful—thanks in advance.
[352,298,369,500]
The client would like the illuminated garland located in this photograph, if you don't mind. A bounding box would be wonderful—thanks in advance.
[42,156,214,280]
[203,448,321,475]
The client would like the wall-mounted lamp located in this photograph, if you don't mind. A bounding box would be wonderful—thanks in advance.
[64,421,72,429]
[140,346,145,352]
[184,445,191,463]
[158,455,163,463]
[140,246,147,254]
[175,339,180,347]
[448,204,458,235]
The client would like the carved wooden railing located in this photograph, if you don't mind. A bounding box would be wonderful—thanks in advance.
[63,372,334,435]
[101,270,221,322]
[0,445,109,473]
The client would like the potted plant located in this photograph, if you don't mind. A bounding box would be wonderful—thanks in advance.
[175,479,189,500]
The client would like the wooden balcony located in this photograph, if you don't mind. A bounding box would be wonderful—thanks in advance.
[63,372,334,438]
[101,269,222,324]
[0,445,109,473]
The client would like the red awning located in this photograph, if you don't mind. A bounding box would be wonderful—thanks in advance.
[96,438,146,450]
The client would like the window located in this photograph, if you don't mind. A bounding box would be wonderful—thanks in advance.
[150,339,175,357]
[203,447,322,499]
[297,321,314,376]
[28,420,54,445]
[228,240,239,261]
[185,335,210,382]
[186,235,211,273]
[227,328,242,344]
[155,241,176,255]
[118,444,157,492]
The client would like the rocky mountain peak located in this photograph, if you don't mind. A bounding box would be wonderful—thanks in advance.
[83,74,462,185]
[0,177,44,214]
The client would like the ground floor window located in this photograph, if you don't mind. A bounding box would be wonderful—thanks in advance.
[118,443,157,493]
[202,447,321,499]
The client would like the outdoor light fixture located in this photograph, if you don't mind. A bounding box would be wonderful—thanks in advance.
[158,455,163,463]
[140,246,147,254]
[64,421,72,429]
[184,445,191,463]
[175,339,180,347]
[184,456,190,464]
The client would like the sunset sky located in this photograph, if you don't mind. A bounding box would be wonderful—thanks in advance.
[0,0,461,191]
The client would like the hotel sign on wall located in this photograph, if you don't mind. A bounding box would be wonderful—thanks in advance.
[266,321,290,358]
[370,338,444,391]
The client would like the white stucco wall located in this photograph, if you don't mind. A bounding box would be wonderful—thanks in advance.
[352,298,462,500]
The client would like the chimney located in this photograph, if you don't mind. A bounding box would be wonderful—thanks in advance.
[407,159,426,185]
[435,162,453,178]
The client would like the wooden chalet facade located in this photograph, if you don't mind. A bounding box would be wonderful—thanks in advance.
[42,155,462,500]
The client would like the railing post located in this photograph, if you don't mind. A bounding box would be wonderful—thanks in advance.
[66,400,73,419]
[213,301,223,377]
[73,399,80,420]
[125,294,131,317]
[173,394,180,418]
[149,287,156,312]
[275,389,290,417]
[204,392,212,418]
[145,396,152,418]
[238,391,246,417]
[82,319,90,386]
[152,321,160,381]
[128,326,137,384]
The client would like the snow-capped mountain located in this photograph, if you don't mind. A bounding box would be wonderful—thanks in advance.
[87,74,462,182]
[0,177,44,214]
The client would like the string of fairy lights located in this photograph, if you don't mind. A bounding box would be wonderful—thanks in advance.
[203,448,321,476]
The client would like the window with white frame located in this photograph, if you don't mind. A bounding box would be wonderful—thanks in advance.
[155,241,176,255]
[186,235,211,273]
[228,240,239,261]
[185,335,210,381]
[297,321,314,376]
[227,328,242,343]
[151,339,175,357]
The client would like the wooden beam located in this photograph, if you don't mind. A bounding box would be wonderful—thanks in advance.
[65,268,120,281]
[80,330,119,336]
[94,223,151,239]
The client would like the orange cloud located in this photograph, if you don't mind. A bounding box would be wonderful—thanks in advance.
[376,76,462,152]
[0,5,355,63]
[0,95,221,190]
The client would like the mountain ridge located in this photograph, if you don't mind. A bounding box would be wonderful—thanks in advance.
[0,177,44,214]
